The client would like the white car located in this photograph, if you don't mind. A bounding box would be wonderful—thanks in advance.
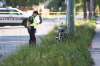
[0,7,29,26]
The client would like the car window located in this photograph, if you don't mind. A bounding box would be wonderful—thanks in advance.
[0,9,23,15]
[0,10,9,14]
[9,10,23,15]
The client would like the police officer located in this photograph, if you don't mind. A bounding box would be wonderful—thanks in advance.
[27,11,40,45]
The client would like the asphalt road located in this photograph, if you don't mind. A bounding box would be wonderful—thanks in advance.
[0,26,29,61]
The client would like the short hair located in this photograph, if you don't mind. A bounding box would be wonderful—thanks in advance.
[33,11,39,14]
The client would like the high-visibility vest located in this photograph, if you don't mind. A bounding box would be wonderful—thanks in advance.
[30,15,40,28]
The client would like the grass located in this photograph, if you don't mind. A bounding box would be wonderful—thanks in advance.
[0,20,96,66]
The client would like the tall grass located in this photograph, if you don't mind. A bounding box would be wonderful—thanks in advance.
[0,20,95,66]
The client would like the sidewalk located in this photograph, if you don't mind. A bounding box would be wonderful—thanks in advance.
[91,17,100,66]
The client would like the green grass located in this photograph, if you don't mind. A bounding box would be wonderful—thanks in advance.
[0,20,96,66]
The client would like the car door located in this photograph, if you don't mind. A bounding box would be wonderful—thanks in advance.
[0,9,11,23]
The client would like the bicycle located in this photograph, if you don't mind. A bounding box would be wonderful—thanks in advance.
[56,25,65,43]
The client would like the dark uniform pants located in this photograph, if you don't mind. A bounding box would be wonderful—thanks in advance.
[28,27,36,45]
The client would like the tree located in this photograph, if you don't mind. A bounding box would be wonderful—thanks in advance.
[47,0,66,12]
[27,0,46,6]
[83,0,87,19]
[5,0,46,7]
[5,0,28,7]
[83,0,96,19]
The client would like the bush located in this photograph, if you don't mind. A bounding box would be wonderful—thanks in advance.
[0,20,95,66]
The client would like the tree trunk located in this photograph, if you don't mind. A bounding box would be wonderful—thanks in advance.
[83,0,96,19]
[88,0,96,19]
[87,0,91,19]
[83,0,91,19]
[83,0,87,19]
[92,0,96,17]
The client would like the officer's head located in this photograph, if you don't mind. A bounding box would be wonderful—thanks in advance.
[33,11,39,16]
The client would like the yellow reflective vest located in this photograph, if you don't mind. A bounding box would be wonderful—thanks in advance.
[30,15,40,28]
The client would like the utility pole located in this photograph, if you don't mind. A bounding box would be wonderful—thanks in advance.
[66,0,75,35]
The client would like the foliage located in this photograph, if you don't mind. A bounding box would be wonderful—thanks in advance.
[96,0,100,6]
[0,20,95,66]
[5,0,47,7]
[27,0,46,6]
[6,0,27,7]
[47,0,66,12]
[46,0,85,12]
[75,0,83,12]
